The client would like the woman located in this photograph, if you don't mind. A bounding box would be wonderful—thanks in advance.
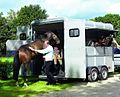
[29,40,56,85]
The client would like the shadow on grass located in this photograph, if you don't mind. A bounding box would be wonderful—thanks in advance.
[0,89,39,97]
[40,78,88,89]
[0,76,39,86]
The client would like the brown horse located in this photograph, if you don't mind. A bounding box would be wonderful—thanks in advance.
[94,35,113,46]
[13,31,60,86]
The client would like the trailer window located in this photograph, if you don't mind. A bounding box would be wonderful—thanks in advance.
[69,28,80,37]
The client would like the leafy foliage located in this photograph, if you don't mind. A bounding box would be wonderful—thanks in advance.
[16,4,48,26]
[6,9,18,34]
[91,14,120,29]
[0,57,13,79]
[0,13,10,53]
[0,5,48,54]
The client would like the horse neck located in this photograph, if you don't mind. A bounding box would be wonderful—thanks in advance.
[30,40,44,49]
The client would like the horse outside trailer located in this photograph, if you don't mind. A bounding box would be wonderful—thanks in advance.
[31,18,118,82]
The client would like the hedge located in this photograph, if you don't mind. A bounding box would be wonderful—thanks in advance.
[0,57,14,79]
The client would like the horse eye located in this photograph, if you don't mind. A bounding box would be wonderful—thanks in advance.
[53,35,56,38]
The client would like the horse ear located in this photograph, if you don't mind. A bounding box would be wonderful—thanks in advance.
[41,38,49,43]
[45,32,51,39]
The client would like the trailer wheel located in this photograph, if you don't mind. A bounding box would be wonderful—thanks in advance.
[99,67,108,80]
[88,68,98,82]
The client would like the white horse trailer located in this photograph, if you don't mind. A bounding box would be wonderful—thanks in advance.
[31,18,117,81]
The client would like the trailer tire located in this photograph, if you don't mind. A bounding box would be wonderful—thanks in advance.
[87,68,98,82]
[99,67,108,80]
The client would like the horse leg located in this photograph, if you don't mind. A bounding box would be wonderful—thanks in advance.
[13,66,20,87]
[22,64,28,87]
[13,51,21,87]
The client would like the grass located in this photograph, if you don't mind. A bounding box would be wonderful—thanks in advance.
[0,57,75,97]
[0,77,75,97]
[1,72,120,97]
[1,57,119,97]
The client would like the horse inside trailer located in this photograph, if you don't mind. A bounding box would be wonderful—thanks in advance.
[85,28,118,81]
[85,28,117,46]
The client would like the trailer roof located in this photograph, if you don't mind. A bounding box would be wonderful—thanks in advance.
[31,18,115,31]
[31,18,64,26]
[86,28,118,34]
[85,21,114,30]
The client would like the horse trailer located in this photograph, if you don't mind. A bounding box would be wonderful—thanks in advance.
[30,18,118,82]
[6,18,118,81]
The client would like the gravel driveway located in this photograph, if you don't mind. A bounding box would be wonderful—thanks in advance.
[35,74,120,97]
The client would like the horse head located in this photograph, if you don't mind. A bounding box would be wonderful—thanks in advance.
[45,31,60,44]
[105,35,113,46]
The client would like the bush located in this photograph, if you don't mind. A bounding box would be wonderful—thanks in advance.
[0,57,13,79]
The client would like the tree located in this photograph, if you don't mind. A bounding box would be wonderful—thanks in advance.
[7,9,16,21]
[0,5,48,54]
[0,12,9,53]
[6,9,17,36]
[91,14,120,30]
[5,5,48,39]
[6,5,48,38]
[15,4,48,26]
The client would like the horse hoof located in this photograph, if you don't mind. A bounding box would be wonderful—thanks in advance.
[16,82,19,87]
[16,84,19,87]
[24,83,28,87]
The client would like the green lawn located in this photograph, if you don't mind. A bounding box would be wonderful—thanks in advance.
[0,57,74,97]
[0,77,75,97]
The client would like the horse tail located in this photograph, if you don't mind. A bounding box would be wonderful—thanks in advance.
[13,50,21,81]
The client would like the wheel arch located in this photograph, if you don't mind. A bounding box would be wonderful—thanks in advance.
[87,66,99,75]
[98,65,108,74]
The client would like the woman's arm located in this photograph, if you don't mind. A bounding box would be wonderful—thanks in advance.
[29,46,51,54]
[112,38,120,48]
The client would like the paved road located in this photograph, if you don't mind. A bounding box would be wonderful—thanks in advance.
[36,75,120,97]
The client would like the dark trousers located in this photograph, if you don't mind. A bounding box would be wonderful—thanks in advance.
[45,61,56,84]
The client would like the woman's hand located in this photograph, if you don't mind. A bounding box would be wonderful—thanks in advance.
[117,45,120,49]
[29,47,35,51]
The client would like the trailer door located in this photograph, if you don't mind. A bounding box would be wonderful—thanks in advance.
[64,19,86,78]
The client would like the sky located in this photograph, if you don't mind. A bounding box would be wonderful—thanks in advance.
[0,0,120,19]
